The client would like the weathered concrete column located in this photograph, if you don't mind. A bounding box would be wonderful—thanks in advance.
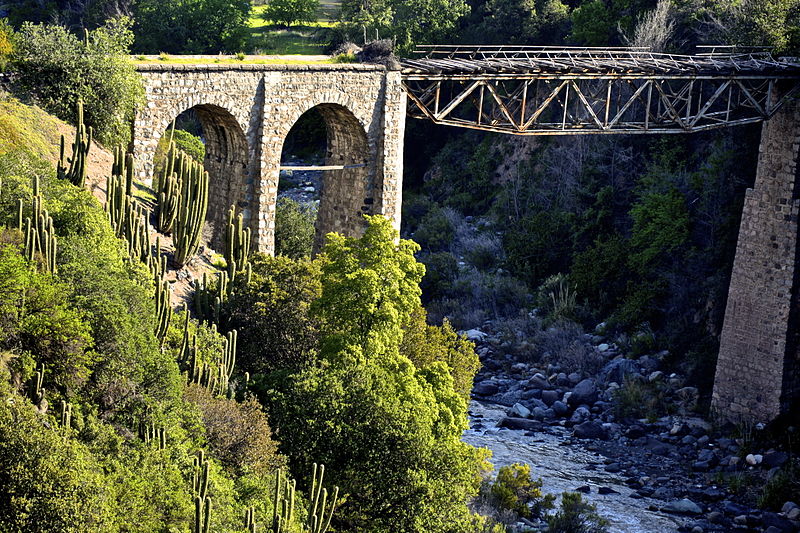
[713,98,800,423]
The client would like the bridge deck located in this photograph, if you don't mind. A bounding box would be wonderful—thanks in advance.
[400,46,800,134]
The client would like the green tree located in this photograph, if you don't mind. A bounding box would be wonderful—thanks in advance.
[256,217,488,532]
[274,197,316,260]
[339,0,470,53]
[263,0,321,26]
[133,0,251,53]
[12,18,144,146]
[225,253,322,375]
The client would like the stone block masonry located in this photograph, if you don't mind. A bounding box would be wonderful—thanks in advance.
[713,95,800,423]
[133,63,406,253]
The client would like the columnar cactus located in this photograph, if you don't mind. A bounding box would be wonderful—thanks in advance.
[193,450,212,533]
[57,100,92,188]
[308,463,338,533]
[173,158,209,267]
[194,271,229,325]
[31,363,44,404]
[154,279,172,343]
[106,148,153,264]
[20,177,57,273]
[225,205,251,282]
[156,134,181,234]
[272,468,296,533]
[245,506,257,533]
[60,400,72,439]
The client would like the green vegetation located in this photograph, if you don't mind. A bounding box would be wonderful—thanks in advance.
[490,463,554,519]
[12,19,143,146]
[264,0,322,27]
[547,492,609,533]
[274,196,316,260]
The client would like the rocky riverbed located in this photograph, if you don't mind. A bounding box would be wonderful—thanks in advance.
[462,326,800,533]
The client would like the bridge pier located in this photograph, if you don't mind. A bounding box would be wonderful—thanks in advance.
[713,98,800,423]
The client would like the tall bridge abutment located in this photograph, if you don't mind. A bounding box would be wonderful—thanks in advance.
[133,63,406,253]
[712,97,800,422]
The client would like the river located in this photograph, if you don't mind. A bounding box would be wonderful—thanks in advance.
[464,401,685,533]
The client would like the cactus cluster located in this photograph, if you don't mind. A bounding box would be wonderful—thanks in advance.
[18,177,57,273]
[271,464,338,533]
[193,450,212,533]
[139,422,167,450]
[177,309,238,398]
[31,363,44,404]
[194,265,251,326]
[106,148,152,264]
[225,204,251,282]
[156,130,180,234]
[155,128,209,267]
[60,400,72,438]
[173,159,209,267]
[307,463,338,533]
[57,100,92,188]
[245,506,257,533]
[154,278,172,343]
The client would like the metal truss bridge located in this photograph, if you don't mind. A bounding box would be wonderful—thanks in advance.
[400,45,800,135]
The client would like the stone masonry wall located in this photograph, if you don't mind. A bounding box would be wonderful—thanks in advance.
[713,97,800,423]
[133,63,406,253]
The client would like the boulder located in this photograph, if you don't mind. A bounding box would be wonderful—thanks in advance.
[763,451,789,469]
[473,382,499,396]
[745,453,763,466]
[662,499,703,515]
[498,417,542,432]
[462,329,488,342]
[552,400,569,417]
[510,403,531,419]
[530,373,550,389]
[568,378,598,407]
[573,421,608,440]
[541,389,559,406]
[599,358,639,384]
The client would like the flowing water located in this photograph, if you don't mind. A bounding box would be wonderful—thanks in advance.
[463,401,684,533]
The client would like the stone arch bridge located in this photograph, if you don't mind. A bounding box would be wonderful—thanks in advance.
[133,47,800,425]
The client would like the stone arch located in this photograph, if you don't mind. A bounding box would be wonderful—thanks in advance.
[157,102,251,250]
[275,100,375,252]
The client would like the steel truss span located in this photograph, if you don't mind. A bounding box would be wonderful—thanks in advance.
[400,46,800,135]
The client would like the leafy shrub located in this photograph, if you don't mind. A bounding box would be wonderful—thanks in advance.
[257,217,487,532]
[13,19,144,146]
[225,253,321,375]
[418,251,459,302]
[547,491,609,533]
[413,206,456,252]
[184,384,284,476]
[0,20,13,71]
[463,231,503,271]
[490,463,554,519]
[536,273,577,323]
[134,0,251,53]
[155,129,206,171]
[503,209,574,289]
[274,197,316,260]
[612,377,669,422]
[535,320,603,375]
[399,306,480,401]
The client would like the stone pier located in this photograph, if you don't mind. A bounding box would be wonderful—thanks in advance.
[713,98,800,423]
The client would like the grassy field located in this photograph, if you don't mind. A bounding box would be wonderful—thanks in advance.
[248,2,340,55]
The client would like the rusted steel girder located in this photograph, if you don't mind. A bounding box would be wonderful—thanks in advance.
[400,47,800,135]
[401,76,800,135]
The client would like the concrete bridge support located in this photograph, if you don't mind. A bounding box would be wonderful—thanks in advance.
[132,63,406,253]
[713,98,800,423]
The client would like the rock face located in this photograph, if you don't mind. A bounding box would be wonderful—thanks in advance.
[133,63,407,254]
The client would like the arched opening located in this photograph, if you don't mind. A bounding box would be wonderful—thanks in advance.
[157,104,250,251]
[276,104,373,256]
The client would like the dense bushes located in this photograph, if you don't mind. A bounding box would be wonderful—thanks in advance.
[225,217,488,532]
[12,19,143,147]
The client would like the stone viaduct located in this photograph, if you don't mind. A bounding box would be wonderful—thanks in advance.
[133,58,799,424]
[133,63,406,252]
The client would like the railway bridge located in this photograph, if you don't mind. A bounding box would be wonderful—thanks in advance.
[133,46,800,424]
